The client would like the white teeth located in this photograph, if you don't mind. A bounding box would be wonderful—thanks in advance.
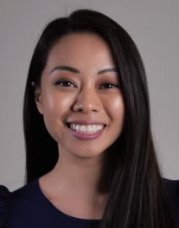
[70,124,104,134]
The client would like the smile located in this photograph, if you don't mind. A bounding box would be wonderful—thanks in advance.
[69,123,105,134]
[66,123,106,140]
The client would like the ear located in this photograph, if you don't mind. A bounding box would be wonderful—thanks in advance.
[32,83,44,115]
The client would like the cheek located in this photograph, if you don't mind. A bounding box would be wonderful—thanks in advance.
[42,92,77,136]
[41,93,73,141]
[110,96,125,139]
[43,92,73,116]
[106,95,125,121]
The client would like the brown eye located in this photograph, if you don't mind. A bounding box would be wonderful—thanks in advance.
[54,80,76,87]
[100,83,120,89]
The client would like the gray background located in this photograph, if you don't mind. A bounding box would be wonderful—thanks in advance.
[0,0,178,191]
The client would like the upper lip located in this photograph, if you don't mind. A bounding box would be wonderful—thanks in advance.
[66,121,107,126]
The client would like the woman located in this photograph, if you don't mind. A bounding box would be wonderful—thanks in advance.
[0,9,178,228]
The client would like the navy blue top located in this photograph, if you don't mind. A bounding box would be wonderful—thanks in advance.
[0,178,179,228]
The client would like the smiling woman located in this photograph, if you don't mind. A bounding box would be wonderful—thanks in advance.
[0,8,179,228]
[34,32,124,159]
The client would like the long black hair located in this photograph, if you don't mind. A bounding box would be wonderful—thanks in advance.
[23,9,178,228]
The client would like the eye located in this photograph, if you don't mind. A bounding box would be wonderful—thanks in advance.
[100,83,120,89]
[54,80,76,87]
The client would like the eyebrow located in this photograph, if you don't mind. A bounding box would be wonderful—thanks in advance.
[50,65,118,75]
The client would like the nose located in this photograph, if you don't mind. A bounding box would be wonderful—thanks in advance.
[72,86,103,113]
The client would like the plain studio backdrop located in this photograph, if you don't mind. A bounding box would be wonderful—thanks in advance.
[0,0,178,191]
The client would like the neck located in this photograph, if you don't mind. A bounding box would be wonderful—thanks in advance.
[41,146,112,197]
[38,147,114,219]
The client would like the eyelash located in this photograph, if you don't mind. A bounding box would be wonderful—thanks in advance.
[54,80,120,89]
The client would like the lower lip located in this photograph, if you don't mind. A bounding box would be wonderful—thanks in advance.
[68,126,105,140]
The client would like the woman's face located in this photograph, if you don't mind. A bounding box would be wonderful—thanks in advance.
[35,33,125,159]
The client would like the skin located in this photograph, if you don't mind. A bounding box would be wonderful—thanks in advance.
[34,33,125,219]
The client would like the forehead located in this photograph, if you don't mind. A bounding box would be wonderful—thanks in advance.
[46,32,115,68]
